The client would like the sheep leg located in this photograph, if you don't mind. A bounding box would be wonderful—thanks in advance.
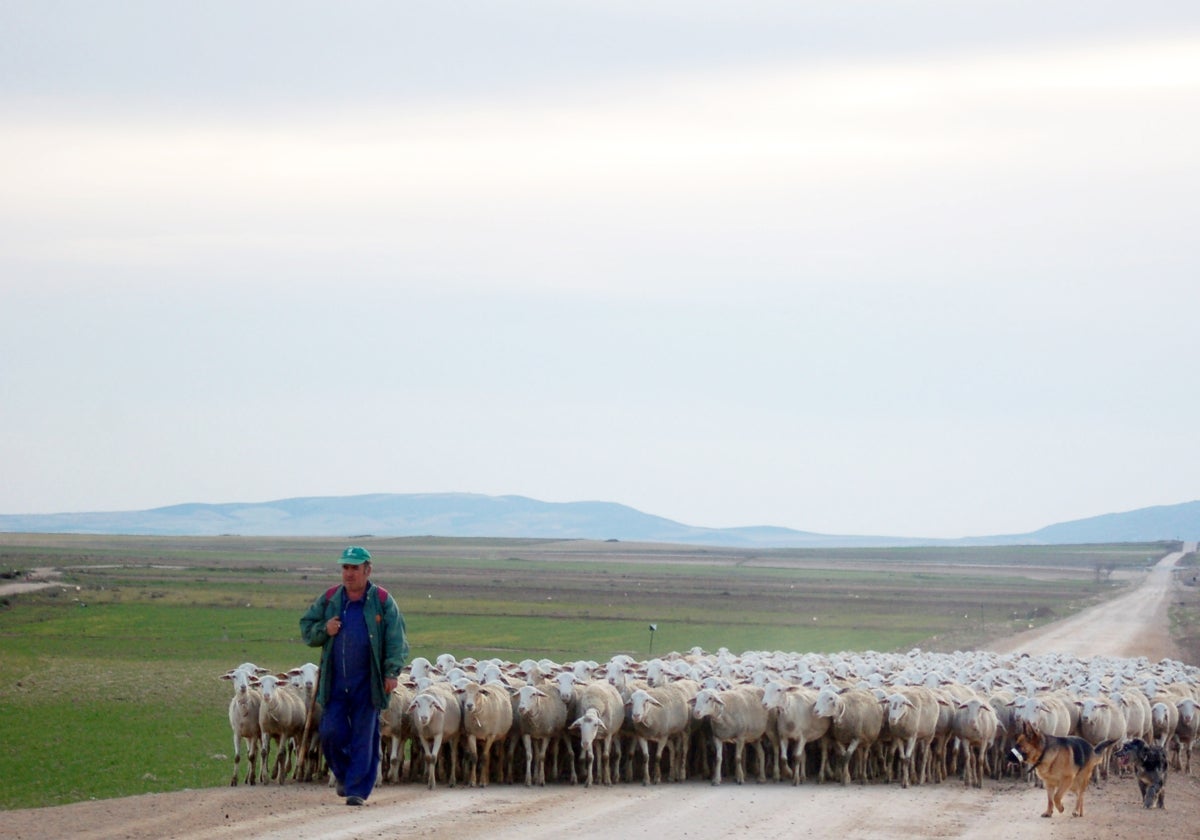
[637,737,652,786]
[652,739,665,784]
[464,734,480,787]
[523,734,534,787]
[840,738,859,785]
[479,735,493,789]
[593,738,605,787]
[790,738,805,785]
[423,735,440,790]
[230,734,241,787]
[230,732,241,787]
[535,737,550,786]
[606,736,617,784]
[258,735,271,784]
[710,735,723,785]
[580,741,594,788]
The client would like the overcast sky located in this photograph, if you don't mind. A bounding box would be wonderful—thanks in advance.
[3,2,1199,539]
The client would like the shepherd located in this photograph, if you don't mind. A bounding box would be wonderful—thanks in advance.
[300,546,409,806]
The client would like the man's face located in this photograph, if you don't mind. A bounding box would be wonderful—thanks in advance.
[341,562,369,593]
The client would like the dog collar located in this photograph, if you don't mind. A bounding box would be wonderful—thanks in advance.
[1012,746,1043,769]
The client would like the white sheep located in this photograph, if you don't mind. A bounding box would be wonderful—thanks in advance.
[813,685,884,785]
[1112,688,1154,741]
[1075,697,1126,780]
[559,676,624,787]
[627,683,695,786]
[1174,698,1197,774]
[880,686,941,788]
[690,685,769,785]
[1151,701,1178,750]
[255,673,308,784]
[457,681,514,787]
[407,682,462,789]
[761,681,830,785]
[379,681,416,783]
[568,708,610,787]
[220,664,265,786]
[515,684,568,786]
[951,695,998,788]
[1008,693,1071,737]
[285,662,322,782]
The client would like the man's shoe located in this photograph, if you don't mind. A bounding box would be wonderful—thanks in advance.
[346,795,365,806]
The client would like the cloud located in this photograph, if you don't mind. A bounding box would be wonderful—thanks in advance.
[4,34,1197,299]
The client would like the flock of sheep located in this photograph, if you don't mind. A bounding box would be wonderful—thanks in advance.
[221,646,1200,792]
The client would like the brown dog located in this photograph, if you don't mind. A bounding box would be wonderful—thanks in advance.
[1012,722,1116,818]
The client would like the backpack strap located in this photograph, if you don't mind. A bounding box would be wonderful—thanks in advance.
[324,585,340,602]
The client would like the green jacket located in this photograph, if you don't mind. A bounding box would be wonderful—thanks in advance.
[299,580,409,711]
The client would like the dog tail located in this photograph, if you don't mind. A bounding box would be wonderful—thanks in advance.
[1081,738,1118,781]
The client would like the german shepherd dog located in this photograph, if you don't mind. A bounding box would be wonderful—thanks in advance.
[1012,722,1116,818]
[1114,738,1168,809]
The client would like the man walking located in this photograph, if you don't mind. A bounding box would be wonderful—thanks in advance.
[300,546,408,805]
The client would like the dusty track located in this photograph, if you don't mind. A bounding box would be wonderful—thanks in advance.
[6,549,1197,840]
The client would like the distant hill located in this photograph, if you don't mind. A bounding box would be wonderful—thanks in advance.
[0,492,1196,547]
[1017,500,1200,544]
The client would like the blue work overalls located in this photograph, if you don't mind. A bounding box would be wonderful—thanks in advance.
[318,597,381,799]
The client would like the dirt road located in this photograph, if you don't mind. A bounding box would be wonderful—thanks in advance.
[992,548,1186,661]
[0,567,64,597]
[6,548,1197,840]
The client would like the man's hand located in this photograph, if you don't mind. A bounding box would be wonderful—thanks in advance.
[325,617,341,636]
[385,676,398,694]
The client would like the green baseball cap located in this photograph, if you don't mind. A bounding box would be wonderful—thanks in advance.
[340,546,371,565]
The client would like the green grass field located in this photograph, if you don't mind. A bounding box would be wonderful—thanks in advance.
[0,534,1177,809]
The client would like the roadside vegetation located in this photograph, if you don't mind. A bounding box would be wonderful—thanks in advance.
[0,533,1178,810]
